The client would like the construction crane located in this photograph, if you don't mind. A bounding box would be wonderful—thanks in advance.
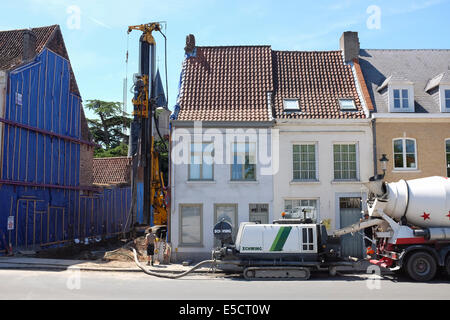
[127,22,168,241]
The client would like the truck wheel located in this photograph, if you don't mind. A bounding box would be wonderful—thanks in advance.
[406,251,437,282]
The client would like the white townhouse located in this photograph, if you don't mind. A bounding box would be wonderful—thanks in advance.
[271,32,374,258]
[169,45,276,262]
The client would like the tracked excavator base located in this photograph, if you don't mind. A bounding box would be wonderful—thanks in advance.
[243,266,311,280]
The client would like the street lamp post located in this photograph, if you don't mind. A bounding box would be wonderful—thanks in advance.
[379,154,389,177]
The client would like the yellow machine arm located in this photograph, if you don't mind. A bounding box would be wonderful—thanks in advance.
[151,137,168,226]
[127,23,161,45]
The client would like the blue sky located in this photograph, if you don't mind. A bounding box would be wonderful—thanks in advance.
[1,0,449,119]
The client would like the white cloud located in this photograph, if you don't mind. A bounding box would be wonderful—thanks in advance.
[88,16,111,29]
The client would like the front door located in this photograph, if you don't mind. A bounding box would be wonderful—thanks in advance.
[339,197,363,258]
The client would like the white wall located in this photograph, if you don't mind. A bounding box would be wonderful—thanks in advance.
[170,125,274,261]
[273,120,374,231]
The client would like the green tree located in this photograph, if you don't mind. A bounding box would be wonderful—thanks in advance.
[154,135,169,185]
[86,100,132,157]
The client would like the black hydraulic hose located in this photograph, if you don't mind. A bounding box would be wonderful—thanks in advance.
[158,28,169,109]
[131,248,216,279]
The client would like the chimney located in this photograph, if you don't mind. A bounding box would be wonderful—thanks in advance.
[22,29,37,62]
[340,31,360,62]
[184,34,196,55]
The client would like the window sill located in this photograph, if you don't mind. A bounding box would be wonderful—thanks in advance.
[290,180,320,185]
[389,110,415,113]
[186,180,216,184]
[331,180,361,184]
[229,180,259,184]
[392,169,421,173]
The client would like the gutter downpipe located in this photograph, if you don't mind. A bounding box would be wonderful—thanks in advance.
[371,118,377,177]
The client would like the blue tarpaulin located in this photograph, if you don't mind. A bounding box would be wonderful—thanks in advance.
[0,48,132,253]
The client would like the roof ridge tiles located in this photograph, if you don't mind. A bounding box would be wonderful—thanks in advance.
[0,24,59,34]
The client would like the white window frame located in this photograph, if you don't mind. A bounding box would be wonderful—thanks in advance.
[188,142,214,181]
[179,204,203,247]
[292,143,318,181]
[392,138,418,170]
[333,142,359,181]
[338,98,357,111]
[388,84,414,113]
[283,98,300,111]
[230,142,257,181]
[439,86,450,112]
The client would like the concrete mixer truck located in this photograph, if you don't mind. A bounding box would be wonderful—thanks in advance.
[359,175,450,281]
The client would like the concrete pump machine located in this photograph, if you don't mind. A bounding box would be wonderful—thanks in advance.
[212,176,450,281]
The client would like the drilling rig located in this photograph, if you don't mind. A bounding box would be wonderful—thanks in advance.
[127,22,169,243]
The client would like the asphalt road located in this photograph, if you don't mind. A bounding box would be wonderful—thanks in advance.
[0,269,449,300]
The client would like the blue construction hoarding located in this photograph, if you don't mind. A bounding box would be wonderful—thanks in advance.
[0,48,132,253]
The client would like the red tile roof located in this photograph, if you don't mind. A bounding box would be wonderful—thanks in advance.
[0,25,80,96]
[175,47,366,122]
[272,50,366,119]
[93,157,131,186]
[176,46,274,122]
[0,25,58,70]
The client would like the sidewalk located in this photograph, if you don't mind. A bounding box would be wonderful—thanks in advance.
[0,256,382,274]
[0,256,214,274]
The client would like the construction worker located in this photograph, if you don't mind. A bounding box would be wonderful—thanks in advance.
[145,229,157,266]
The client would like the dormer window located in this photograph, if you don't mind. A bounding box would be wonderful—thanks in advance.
[436,86,450,112]
[389,86,414,112]
[444,89,450,110]
[283,98,300,111]
[393,89,409,109]
[378,74,414,113]
[339,98,357,110]
[424,72,450,113]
